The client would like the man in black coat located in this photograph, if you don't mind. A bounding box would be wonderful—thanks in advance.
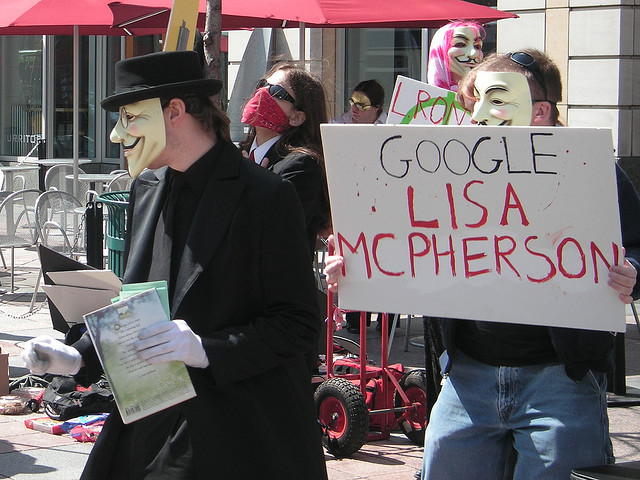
[22,50,328,480]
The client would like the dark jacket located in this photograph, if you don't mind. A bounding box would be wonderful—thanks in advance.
[262,143,328,258]
[74,141,328,479]
[441,164,640,381]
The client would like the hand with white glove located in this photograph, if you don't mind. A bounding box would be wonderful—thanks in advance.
[134,320,209,369]
[21,336,83,376]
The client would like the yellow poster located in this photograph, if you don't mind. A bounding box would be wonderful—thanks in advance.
[163,0,200,52]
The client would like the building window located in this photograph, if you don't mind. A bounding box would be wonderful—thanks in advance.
[51,36,94,159]
[0,36,43,157]
[342,29,422,118]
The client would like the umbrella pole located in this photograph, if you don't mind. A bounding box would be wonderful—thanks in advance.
[299,22,305,67]
[73,25,79,200]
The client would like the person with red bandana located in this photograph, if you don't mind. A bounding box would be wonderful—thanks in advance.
[240,62,331,259]
[240,62,332,375]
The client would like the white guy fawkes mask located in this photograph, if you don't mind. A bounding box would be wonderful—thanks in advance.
[472,71,533,126]
[447,26,483,78]
[110,97,166,178]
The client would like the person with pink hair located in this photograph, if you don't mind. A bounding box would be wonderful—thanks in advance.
[427,20,485,91]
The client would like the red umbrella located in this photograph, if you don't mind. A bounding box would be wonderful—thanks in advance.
[110,0,515,64]
[0,0,165,35]
[110,0,516,30]
[225,0,517,28]
[110,0,286,30]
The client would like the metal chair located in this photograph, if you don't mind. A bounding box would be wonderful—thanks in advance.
[0,190,14,270]
[106,171,132,192]
[30,190,86,309]
[0,170,27,191]
[34,190,85,259]
[43,164,88,200]
[0,189,41,292]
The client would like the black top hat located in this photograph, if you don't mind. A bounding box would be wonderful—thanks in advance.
[101,50,222,112]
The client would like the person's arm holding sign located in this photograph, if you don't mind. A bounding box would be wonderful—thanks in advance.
[610,163,640,304]
[324,234,343,294]
[609,251,638,304]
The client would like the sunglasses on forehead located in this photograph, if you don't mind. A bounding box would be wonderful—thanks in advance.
[257,80,297,106]
[509,51,548,101]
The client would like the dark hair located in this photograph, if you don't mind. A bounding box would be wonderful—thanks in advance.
[161,94,231,143]
[458,48,563,125]
[352,79,385,118]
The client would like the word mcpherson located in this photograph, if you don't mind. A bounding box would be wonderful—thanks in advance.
[336,181,620,285]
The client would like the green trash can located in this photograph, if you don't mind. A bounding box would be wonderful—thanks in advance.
[97,191,130,278]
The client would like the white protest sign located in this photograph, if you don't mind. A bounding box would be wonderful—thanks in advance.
[386,75,472,126]
[321,124,625,332]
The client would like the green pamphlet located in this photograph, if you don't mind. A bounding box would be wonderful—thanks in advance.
[114,280,170,318]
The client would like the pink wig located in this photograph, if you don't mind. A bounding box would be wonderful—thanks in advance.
[427,21,486,91]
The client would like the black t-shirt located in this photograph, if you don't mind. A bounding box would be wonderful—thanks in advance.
[455,320,558,366]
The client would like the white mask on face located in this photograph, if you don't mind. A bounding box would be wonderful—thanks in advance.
[110,97,166,178]
[447,26,483,78]
[471,71,533,126]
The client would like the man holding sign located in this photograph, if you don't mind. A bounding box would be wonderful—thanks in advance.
[324,49,640,479]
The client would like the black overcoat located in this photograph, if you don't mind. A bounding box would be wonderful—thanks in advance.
[75,141,328,479]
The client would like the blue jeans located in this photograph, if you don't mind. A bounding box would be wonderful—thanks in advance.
[422,351,613,480]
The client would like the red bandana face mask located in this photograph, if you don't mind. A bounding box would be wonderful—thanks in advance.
[241,87,291,133]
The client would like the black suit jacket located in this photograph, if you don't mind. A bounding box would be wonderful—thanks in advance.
[262,143,327,257]
[76,141,327,479]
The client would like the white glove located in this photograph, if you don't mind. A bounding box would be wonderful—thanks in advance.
[21,336,82,376]
[135,320,209,369]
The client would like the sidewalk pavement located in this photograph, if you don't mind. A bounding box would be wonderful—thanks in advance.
[0,246,639,479]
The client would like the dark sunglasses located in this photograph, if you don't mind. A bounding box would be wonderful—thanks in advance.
[509,51,548,101]
[257,80,297,106]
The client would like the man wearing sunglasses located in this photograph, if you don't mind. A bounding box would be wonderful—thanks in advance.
[417,49,640,479]
[331,79,387,125]
[323,47,640,480]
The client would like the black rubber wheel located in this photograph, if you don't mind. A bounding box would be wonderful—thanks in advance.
[314,377,368,458]
[394,368,428,445]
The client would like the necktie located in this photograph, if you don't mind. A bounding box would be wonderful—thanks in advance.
[249,149,256,163]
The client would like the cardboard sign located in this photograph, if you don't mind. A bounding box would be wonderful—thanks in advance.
[164,0,200,51]
[386,75,472,126]
[321,124,625,332]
